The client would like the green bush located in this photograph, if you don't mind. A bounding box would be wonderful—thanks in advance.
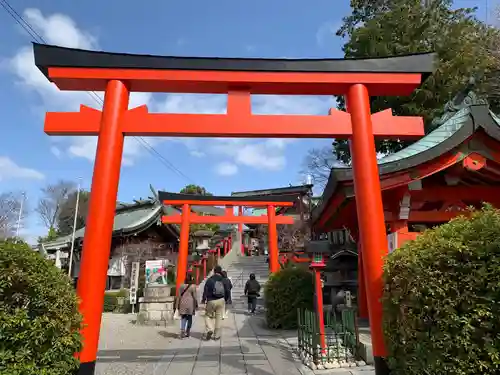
[265,265,314,329]
[166,265,176,285]
[382,205,500,375]
[0,239,82,375]
[103,289,129,313]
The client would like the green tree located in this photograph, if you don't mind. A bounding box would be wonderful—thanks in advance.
[178,185,219,233]
[56,190,90,236]
[37,226,59,245]
[329,0,499,164]
[180,184,213,196]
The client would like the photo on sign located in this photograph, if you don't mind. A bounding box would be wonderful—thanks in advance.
[145,259,169,285]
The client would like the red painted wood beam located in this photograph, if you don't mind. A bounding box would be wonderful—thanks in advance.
[44,105,424,139]
[377,152,464,191]
[384,210,472,222]
[47,67,423,96]
[292,256,312,263]
[315,191,348,231]
[410,186,500,202]
[163,199,294,207]
[162,213,294,225]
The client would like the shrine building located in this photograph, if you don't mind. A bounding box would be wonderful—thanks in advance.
[312,88,500,316]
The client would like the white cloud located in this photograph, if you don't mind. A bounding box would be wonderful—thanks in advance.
[7,8,335,172]
[190,150,206,158]
[8,9,156,165]
[0,156,44,181]
[210,139,286,171]
[50,146,61,158]
[215,162,238,176]
[23,8,97,49]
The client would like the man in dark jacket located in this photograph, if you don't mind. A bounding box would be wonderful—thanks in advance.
[202,265,230,340]
[244,273,261,315]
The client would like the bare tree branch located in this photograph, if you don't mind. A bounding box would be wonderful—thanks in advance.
[57,190,90,236]
[0,192,27,239]
[36,180,76,230]
[300,147,339,189]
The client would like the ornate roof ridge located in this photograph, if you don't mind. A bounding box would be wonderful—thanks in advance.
[432,77,488,127]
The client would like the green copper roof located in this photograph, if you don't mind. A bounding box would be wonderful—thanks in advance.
[231,184,313,197]
[379,107,471,164]
[312,86,500,225]
[41,201,164,251]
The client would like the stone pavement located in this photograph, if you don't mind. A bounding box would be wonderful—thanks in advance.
[95,310,375,375]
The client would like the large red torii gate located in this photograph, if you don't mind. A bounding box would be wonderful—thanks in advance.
[158,191,295,292]
[33,43,435,375]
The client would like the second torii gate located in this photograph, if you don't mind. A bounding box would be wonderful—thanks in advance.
[158,191,295,292]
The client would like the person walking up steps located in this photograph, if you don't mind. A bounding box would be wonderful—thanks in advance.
[221,270,233,319]
[201,265,230,340]
[244,273,261,315]
[175,274,198,339]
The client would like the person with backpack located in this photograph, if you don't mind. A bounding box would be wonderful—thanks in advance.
[244,273,261,315]
[174,274,198,339]
[201,265,230,340]
[221,270,233,319]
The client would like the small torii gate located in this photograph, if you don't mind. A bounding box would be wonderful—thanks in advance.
[33,42,435,375]
[158,191,295,292]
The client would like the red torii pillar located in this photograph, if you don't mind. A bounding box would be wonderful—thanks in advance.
[310,254,327,351]
[267,205,279,273]
[202,254,208,279]
[224,237,229,255]
[238,206,244,255]
[357,244,369,319]
[35,43,434,375]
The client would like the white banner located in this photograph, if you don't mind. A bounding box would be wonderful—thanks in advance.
[129,262,140,305]
[387,232,398,254]
[107,256,126,276]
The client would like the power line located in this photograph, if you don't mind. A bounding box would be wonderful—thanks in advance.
[0,0,197,184]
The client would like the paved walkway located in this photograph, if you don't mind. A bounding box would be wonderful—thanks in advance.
[95,311,375,375]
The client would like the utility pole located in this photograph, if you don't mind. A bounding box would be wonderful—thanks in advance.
[68,179,82,278]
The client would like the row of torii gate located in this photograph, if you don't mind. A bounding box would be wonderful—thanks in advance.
[34,42,435,375]
[158,191,296,289]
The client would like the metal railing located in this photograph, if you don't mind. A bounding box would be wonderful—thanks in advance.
[231,270,245,288]
[297,307,359,364]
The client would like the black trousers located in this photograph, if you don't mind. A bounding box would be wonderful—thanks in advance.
[247,295,257,312]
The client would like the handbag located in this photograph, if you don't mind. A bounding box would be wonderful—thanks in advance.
[174,285,191,320]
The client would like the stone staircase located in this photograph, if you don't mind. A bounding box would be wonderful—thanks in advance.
[226,255,269,311]
[197,250,270,312]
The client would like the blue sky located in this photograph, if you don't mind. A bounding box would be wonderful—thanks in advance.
[0,0,492,242]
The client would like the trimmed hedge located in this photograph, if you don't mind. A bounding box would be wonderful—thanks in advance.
[103,289,129,313]
[0,239,82,375]
[382,205,500,375]
[265,265,314,329]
